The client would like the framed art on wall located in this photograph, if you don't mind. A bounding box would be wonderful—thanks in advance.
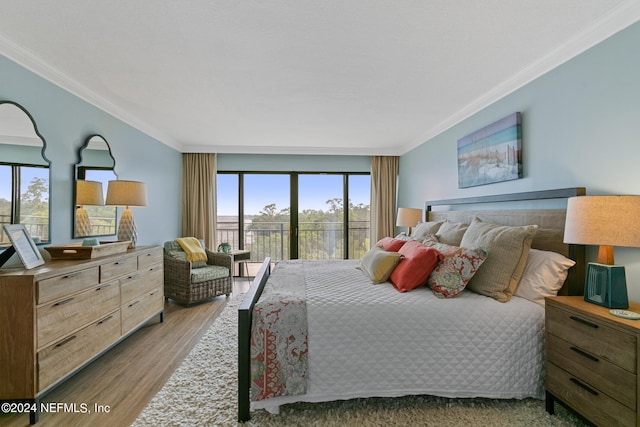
[457,112,522,188]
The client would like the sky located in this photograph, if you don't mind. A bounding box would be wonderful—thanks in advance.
[0,165,48,201]
[217,173,370,216]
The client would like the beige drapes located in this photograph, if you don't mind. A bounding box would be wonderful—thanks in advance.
[182,153,217,249]
[370,155,399,245]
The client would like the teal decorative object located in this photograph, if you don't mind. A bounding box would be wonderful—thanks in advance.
[82,238,99,246]
[218,242,231,253]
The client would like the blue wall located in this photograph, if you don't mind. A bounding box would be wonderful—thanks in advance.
[398,22,640,301]
[0,55,182,246]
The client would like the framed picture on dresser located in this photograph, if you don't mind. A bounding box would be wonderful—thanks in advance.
[1,224,45,269]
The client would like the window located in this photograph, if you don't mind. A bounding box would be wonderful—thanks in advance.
[216,172,370,265]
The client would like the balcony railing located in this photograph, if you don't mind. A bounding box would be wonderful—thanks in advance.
[1,214,49,243]
[76,217,116,237]
[216,220,370,262]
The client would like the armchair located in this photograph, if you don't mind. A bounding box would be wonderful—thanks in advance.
[163,239,233,305]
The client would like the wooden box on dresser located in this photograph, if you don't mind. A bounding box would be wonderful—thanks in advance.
[0,245,164,424]
[545,296,640,427]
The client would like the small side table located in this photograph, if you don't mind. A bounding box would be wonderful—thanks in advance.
[229,249,251,278]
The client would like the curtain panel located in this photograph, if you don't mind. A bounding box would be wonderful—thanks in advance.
[370,155,399,245]
[182,153,217,249]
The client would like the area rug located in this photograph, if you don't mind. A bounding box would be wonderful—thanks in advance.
[132,295,586,427]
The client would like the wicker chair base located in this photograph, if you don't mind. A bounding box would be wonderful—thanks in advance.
[164,277,232,306]
[163,247,233,306]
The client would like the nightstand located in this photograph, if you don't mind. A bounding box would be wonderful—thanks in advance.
[545,296,640,426]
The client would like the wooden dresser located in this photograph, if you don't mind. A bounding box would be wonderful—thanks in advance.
[545,296,640,427]
[0,246,163,423]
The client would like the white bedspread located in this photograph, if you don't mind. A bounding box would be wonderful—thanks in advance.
[251,260,545,411]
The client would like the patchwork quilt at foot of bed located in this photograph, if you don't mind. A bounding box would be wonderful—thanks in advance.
[250,261,308,401]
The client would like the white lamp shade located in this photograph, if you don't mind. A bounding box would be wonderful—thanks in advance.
[396,207,422,227]
[105,180,148,207]
[564,195,640,247]
[76,180,104,206]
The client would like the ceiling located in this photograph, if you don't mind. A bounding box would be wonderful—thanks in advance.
[1,1,639,156]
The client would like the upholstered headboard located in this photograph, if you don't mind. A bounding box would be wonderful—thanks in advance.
[425,188,586,296]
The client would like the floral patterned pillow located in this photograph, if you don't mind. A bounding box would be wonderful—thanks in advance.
[427,242,488,298]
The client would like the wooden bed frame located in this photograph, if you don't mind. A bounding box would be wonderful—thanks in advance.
[237,187,586,422]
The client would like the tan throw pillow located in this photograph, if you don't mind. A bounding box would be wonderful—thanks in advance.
[360,246,403,284]
[411,221,444,240]
[460,218,538,302]
[435,221,469,246]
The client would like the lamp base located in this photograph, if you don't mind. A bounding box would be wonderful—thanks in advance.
[76,207,91,237]
[584,263,628,309]
[117,208,138,249]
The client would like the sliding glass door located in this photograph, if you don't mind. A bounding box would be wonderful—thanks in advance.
[216,173,240,250]
[244,174,290,261]
[347,174,371,259]
[216,172,369,264]
[298,174,344,260]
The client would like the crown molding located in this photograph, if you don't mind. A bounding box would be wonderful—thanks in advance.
[182,143,400,156]
[401,2,640,155]
[0,34,184,152]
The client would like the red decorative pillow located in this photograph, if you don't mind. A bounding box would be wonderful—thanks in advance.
[389,240,443,292]
[376,237,407,252]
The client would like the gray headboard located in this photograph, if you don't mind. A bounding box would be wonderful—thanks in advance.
[425,187,586,296]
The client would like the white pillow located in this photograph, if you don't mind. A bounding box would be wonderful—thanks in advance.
[514,248,576,306]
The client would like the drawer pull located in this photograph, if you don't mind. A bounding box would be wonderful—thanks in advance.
[570,377,599,396]
[98,315,114,325]
[569,315,599,329]
[570,346,599,362]
[128,300,140,308]
[53,297,74,306]
[127,273,139,280]
[62,272,81,279]
[96,284,112,291]
[55,335,77,347]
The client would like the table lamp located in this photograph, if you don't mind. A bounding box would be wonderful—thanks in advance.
[564,195,640,309]
[396,207,422,235]
[106,180,147,248]
[75,180,104,237]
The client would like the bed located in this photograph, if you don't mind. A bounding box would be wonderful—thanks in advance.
[238,188,586,422]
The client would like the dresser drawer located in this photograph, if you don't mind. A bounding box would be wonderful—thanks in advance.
[547,333,636,409]
[37,266,99,304]
[38,310,120,392]
[37,282,120,349]
[547,362,635,427]
[546,304,636,372]
[121,287,163,335]
[100,256,137,282]
[138,248,163,270]
[120,263,163,303]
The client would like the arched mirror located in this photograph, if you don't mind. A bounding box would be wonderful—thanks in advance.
[0,101,51,245]
[73,134,117,238]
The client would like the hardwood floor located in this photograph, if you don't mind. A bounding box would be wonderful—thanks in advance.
[0,278,250,427]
